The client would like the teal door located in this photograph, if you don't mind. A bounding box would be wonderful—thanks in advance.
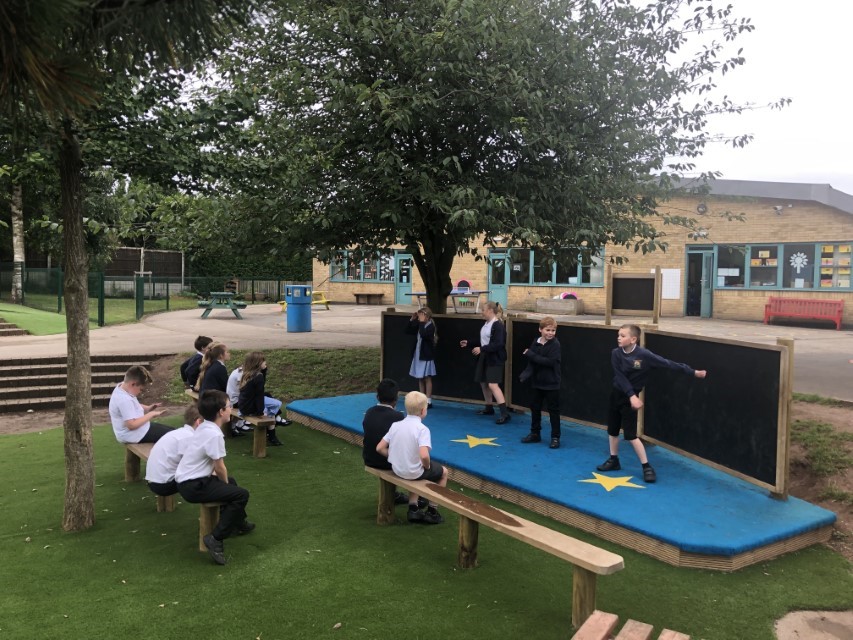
[487,251,508,308]
[700,252,714,317]
[395,254,413,304]
[686,248,713,318]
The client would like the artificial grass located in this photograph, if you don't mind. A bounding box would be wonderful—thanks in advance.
[2,421,852,640]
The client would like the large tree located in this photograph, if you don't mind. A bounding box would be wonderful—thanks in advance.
[209,0,785,312]
[0,0,257,531]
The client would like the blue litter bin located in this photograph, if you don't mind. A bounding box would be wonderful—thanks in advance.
[285,285,312,333]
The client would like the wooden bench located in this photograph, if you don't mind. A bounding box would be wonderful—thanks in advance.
[764,296,844,330]
[353,292,384,305]
[185,388,276,458]
[366,466,624,629]
[279,290,330,312]
[572,610,690,640]
[124,442,224,552]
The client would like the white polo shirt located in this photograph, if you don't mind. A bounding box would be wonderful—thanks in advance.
[175,420,226,483]
[144,425,195,483]
[108,383,149,443]
[226,367,242,405]
[383,415,432,480]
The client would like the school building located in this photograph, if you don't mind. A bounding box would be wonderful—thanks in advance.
[311,179,853,326]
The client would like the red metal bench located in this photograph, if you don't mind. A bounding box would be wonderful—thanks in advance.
[763,297,844,330]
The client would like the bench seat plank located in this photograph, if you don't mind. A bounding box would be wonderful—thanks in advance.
[615,619,654,640]
[571,610,620,640]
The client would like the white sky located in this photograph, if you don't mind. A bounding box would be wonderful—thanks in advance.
[681,0,853,195]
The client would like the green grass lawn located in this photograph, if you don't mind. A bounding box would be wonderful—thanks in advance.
[0,296,202,335]
[1,421,851,640]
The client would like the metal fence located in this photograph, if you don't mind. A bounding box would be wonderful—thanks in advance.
[0,263,307,326]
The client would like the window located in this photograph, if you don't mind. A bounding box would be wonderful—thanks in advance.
[505,248,604,286]
[749,245,778,287]
[509,249,531,284]
[782,244,816,289]
[716,242,851,291]
[716,245,746,287]
[331,250,395,282]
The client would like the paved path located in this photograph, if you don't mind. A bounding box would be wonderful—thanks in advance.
[0,303,850,401]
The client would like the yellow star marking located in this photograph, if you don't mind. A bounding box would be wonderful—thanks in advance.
[579,472,646,492]
[451,434,501,448]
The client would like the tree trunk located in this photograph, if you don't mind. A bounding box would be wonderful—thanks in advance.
[59,119,95,532]
[411,236,455,315]
[10,182,25,303]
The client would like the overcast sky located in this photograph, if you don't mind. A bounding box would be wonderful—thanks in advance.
[681,0,853,195]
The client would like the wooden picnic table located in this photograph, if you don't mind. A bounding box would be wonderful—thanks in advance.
[198,291,247,319]
[409,289,490,313]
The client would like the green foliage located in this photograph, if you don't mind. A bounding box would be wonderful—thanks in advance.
[791,419,853,477]
[198,0,786,311]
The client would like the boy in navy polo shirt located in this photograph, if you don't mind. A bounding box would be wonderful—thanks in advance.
[597,324,706,483]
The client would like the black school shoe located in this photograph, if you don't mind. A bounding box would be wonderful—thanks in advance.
[267,431,283,446]
[203,534,226,565]
[596,457,621,472]
[422,507,444,525]
[275,417,293,426]
[521,433,541,443]
[476,406,495,415]
[236,520,256,535]
[230,427,245,438]
[407,507,425,523]
[643,466,657,483]
[394,491,409,505]
[495,414,511,425]
[549,438,560,449]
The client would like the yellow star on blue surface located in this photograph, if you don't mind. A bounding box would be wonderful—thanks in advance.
[579,472,646,492]
[451,434,500,448]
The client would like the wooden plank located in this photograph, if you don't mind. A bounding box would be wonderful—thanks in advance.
[198,502,222,552]
[376,476,396,525]
[615,619,654,640]
[657,630,690,640]
[365,466,624,575]
[572,610,619,640]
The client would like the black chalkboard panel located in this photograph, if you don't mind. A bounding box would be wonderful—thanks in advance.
[381,312,499,402]
[612,275,655,311]
[643,332,781,486]
[510,320,617,426]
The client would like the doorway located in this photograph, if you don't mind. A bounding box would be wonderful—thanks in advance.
[686,248,714,318]
[394,254,413,305]
[487,250,508,308]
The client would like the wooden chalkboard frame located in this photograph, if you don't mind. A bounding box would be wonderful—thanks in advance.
[605,265,661,325]
[640,329,792,496]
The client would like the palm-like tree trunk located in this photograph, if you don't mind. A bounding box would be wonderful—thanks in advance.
[59,119,95,532]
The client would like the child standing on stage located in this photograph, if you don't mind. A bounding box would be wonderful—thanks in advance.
[238,351,291,447]
[407,307,437,407]
[459,301,510,424]
[519,316,563,449]
[597,324,706,483]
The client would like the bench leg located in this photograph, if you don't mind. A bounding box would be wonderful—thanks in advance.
[125,449,141,483]
[156,495,176,513]
[199,503,221,552]
[231,307,243,319]
[253,425,268,458]
[377,477,396,525]
[200,307,212,319]
[572,566,598,629]
[457,515,479,569]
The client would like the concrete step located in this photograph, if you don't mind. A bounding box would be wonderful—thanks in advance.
[0,361,151,378]
[0,354,161,368]
[0,371,122,388]
[0,393,113,413]
[0,328,28,336]
[0,383,117,401]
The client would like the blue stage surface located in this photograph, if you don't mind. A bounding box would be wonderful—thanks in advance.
[288,394,835,561]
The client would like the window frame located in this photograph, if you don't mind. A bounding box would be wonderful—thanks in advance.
[715,242,851,291]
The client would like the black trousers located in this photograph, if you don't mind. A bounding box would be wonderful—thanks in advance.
[530,387,561,439]
[147,480,177,496]
[177,476,249,540]
[138,422,174,443]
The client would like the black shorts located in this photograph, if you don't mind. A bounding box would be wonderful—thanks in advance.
[417,462,445,483]
[607,389,639,440]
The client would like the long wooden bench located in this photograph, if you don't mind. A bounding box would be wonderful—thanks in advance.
[763,296,844,330]
[572,610,690,640]
[365,466,624,629]
[185,388,276,458]
[124,442,224,553]
[353,292,384,305]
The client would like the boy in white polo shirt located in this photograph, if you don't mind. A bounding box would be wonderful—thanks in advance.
[176,390,254,565]
[145,405,202,497]
[376,391,448,525]
[109,366,172,444]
